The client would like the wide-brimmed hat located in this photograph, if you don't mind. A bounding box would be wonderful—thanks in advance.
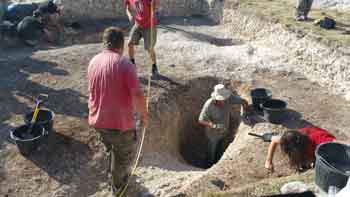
[211,84,231,101]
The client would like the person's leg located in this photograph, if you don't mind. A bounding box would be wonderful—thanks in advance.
[148,48,157,66]
[96,129,114,189]
[143,26,158,76]
[205,129,221,165]
[97,128,137,194]
[295,0,306,20]
[304,0,313,19]
[128,24,142,65]
[110,130,137,193]
[215,135,226,161]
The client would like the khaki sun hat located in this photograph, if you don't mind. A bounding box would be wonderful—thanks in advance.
[211,84,231,101]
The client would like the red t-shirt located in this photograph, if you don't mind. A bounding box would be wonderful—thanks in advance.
[299,126,336,161]
[88,49,141,131]
[125,0,158,28]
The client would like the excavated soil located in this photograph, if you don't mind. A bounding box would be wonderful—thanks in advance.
[1,1,350,197]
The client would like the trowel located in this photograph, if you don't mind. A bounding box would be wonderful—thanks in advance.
[248,132,279,142]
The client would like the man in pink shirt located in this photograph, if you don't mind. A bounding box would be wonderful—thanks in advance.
[125,0,159,78]
[88,27,148,195]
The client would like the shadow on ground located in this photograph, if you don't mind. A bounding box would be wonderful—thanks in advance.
[159,24,244,47]
[0,54,87,151]
[244,106,313,130]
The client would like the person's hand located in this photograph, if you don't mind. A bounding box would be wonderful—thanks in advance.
[242,99,249,111]
[127,14,134,23]
[265,160,274,172]
[212,124,224,129]
[209,122,215,129]
[141,111,149,128]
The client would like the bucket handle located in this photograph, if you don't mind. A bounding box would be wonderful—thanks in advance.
[9,130,19,141]
[316,142,350,176]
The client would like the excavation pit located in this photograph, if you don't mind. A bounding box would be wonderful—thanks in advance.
[145,77,242,169]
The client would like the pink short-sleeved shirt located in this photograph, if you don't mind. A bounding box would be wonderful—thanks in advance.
[88,49,140,131]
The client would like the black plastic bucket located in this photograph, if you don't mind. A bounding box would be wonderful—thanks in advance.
[250,88,272,111]
[10,124,47,156]
[261,99,287,124]
[24,109,55,134]
[315,142,350,192]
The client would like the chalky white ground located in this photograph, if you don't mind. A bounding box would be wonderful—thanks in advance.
[1,1,350,197]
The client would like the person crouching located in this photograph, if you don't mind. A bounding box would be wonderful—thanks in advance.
[16,10,53,46]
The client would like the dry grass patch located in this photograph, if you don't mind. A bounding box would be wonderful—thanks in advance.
[236,0,350,47]
[202,170,315,197]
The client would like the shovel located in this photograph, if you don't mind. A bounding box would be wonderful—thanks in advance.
[27,94,49,134]
[248,132,279,142]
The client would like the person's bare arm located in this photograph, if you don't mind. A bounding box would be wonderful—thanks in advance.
[43,28,54,42]
[152,0,160,10]
[48,14,64,32]
[125,4,133,22]
[265,136,281,171]
[198,120,214,128]
[241,99,249,112]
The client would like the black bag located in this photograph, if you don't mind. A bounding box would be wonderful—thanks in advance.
[320,17,336,29]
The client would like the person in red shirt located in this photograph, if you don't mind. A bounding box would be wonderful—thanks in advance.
[125,0,159,78]
[264,125,338,172]
[88,27,148,195]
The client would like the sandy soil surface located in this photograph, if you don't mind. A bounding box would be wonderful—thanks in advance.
[314,0,350,10]
[1,13,350,197]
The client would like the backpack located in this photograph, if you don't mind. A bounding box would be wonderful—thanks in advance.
[319,17,336,29]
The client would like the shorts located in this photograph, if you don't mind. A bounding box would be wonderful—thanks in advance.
[128,23,157,50]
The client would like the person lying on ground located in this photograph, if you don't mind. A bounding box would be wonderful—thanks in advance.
[125,0,160,78]
[88,27,148,195]
[199,84,249,165]
[265,125,349,172]
[295,0,313,21]
[17,10,53,46]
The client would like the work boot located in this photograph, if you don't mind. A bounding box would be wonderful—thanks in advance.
[151,64,159,79]
[130,58,136,65]
[295,15,306,21]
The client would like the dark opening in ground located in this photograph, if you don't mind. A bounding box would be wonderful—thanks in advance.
[173,77,242,169]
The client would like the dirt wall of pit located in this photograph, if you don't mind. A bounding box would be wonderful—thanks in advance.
[142,77,242,168]
[222,0,350,99]
[53,0,224,23]
[143,77,219,165]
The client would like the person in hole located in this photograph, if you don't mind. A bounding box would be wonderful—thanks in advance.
[198,84,248,165]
